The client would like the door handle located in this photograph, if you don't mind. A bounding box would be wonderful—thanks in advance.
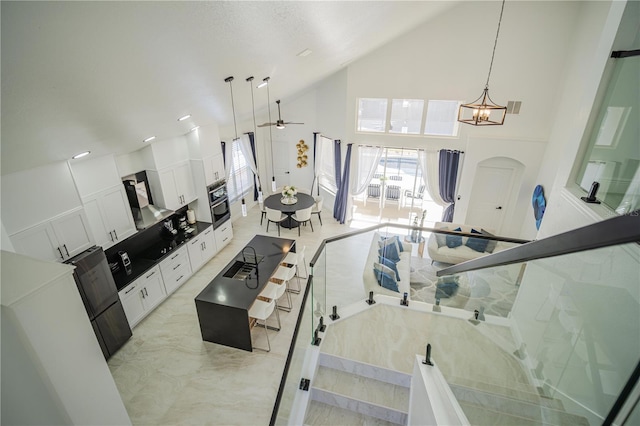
[141,289,145,299]
[496,206,502,210]
[125,286,136,295]
[113,229,118,240]
[144,287,149,297]
[57,247,64,259]
[109,231,114,242]
[63,244,70,257]
[173,264,180,270]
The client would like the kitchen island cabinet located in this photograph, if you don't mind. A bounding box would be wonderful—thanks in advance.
[195,235,295,351]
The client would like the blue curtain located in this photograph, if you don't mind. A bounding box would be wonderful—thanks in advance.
[248,132,259,201]
[332,140,342,219]
[439,150,461,222]
[333,144,352,224]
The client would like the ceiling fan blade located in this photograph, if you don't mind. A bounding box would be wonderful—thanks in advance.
[257,122,276,128]
[284,122,305,125]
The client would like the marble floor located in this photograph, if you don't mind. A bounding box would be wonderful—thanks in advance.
[108,204,353,425]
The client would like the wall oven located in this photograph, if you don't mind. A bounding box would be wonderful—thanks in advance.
[208,181,231,229]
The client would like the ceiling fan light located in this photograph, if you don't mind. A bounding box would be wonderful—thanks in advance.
[71,151,91,160]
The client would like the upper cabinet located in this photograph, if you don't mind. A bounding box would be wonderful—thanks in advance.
[11,208,94,262]
[83,186,136,250]
[203,154,225,186]
[147,161,196,211]
[1,162,83,235]
[69,154,122,197]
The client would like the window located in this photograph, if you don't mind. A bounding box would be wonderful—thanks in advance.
[389,99,424,134]
[424,100,460,136]
[227,139,254,203]
[357,98,387,132]
[318,135,338,193]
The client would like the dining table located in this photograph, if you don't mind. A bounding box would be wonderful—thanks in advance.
[263,193,316,229]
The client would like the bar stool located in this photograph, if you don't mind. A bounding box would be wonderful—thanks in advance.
[257,281,285,330]
[248,299,276,352]
[282,246,307,293]
[269,266,295,311]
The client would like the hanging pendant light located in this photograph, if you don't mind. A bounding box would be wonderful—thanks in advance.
[263,77,277,192]
[225,76,247,217]
[458,0,508,126]
[247,76,264,204]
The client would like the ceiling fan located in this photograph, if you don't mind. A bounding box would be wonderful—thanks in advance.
[258,100,304,129]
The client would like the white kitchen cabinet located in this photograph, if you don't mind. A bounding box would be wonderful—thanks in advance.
[159,245,192,295]
[118,266,166,328]
[83,185,136,250]
[214,222,233,251]
[11,208,94,262]
[203,154,225,186]
[147,161,196,210]
[186,225,216,272]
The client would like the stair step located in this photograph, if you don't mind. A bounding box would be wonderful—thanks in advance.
[305,400,401,426]
[318,352,411,388]
[313,365,410,412]
[459,401,542,426]
[447,371,536,395]
[457,394,589,426]
[448,376,564,410]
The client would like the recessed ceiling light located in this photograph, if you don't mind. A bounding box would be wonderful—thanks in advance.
[143,136,156,143]
[72,151,91,160]
[190,126,200,132]
[178,114,191,121]
[297,48,312,57]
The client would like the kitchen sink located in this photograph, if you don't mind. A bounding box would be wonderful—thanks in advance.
[222,260,257,280]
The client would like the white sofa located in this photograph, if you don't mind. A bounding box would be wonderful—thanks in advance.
[362,232,413,298]
[427,222,507,265]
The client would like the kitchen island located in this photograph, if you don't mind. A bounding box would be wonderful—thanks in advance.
[195,235,296,351]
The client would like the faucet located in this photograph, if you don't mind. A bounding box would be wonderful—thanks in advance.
[242,246,259,265]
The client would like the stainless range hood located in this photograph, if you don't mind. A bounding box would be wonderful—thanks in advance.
[124,179,174,230]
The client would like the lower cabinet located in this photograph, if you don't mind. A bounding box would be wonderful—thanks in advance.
[118,266,166,328]
[159,245,192,295]
[214,222,233,251]
[187,225,216,272]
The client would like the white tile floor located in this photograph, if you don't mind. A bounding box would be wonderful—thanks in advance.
[108,204,352,425]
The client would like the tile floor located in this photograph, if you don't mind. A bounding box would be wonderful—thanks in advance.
[108,204,352,425]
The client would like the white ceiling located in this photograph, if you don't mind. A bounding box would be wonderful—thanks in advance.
[1,1,459,175]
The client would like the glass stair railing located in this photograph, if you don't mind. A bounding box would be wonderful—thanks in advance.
[271,213,640,426]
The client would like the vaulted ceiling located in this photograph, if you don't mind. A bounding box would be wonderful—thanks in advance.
[1,1,459,175]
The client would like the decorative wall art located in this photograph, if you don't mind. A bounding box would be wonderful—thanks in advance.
[296,139,309,168]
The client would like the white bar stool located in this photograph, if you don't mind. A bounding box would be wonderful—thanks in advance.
[257,281,284,330]
[269,266,295,311]
[282,246,307,293]
[248,299,276,352]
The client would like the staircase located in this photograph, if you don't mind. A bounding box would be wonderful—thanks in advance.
[304,353,410,425]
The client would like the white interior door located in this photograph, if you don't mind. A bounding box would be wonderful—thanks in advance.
[466,165,515,232]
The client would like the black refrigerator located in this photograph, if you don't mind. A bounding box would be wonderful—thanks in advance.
[66,246,132,360]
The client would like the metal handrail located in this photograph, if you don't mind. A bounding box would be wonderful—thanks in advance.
[437,211,640,277]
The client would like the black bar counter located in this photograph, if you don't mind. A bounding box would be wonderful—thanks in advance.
[195,235,295,351]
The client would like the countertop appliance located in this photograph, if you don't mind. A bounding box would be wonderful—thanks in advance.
[66,246,132,360]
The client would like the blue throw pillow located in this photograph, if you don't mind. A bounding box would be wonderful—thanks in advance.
[379,235,404,252]
[378,256,400,281]
[373,269,400,292]
[378,243,400,263]
[466,228,489,252]
[445,227,463,248]
[481,229,498,253]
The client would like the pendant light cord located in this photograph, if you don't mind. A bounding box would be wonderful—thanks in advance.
[485,0,506,89]
[226,76,244,199]
[266,79,275,179]
[247,76,262,190]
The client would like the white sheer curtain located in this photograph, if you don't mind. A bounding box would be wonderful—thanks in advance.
[417,149,446,206]
[224,140,234,183]
[314,136,325,195]
[351,145,383,195]
[238,134,259,186]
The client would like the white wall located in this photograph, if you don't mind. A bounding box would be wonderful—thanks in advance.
[535,0,628,238]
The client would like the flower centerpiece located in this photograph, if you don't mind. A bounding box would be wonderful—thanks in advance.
[281,185,298,204]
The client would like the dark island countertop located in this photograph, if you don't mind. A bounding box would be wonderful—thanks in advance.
[112,221,213,291]
[195,235,296,310]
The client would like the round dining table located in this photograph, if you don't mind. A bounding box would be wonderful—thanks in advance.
[263,193,315,229]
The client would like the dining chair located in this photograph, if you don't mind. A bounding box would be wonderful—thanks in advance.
[259,202,267,226]
[297,188,311,194]
[265,207,286,236]
[311,197,323,226]
[291,206,313,236]
[248,298,277,352]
